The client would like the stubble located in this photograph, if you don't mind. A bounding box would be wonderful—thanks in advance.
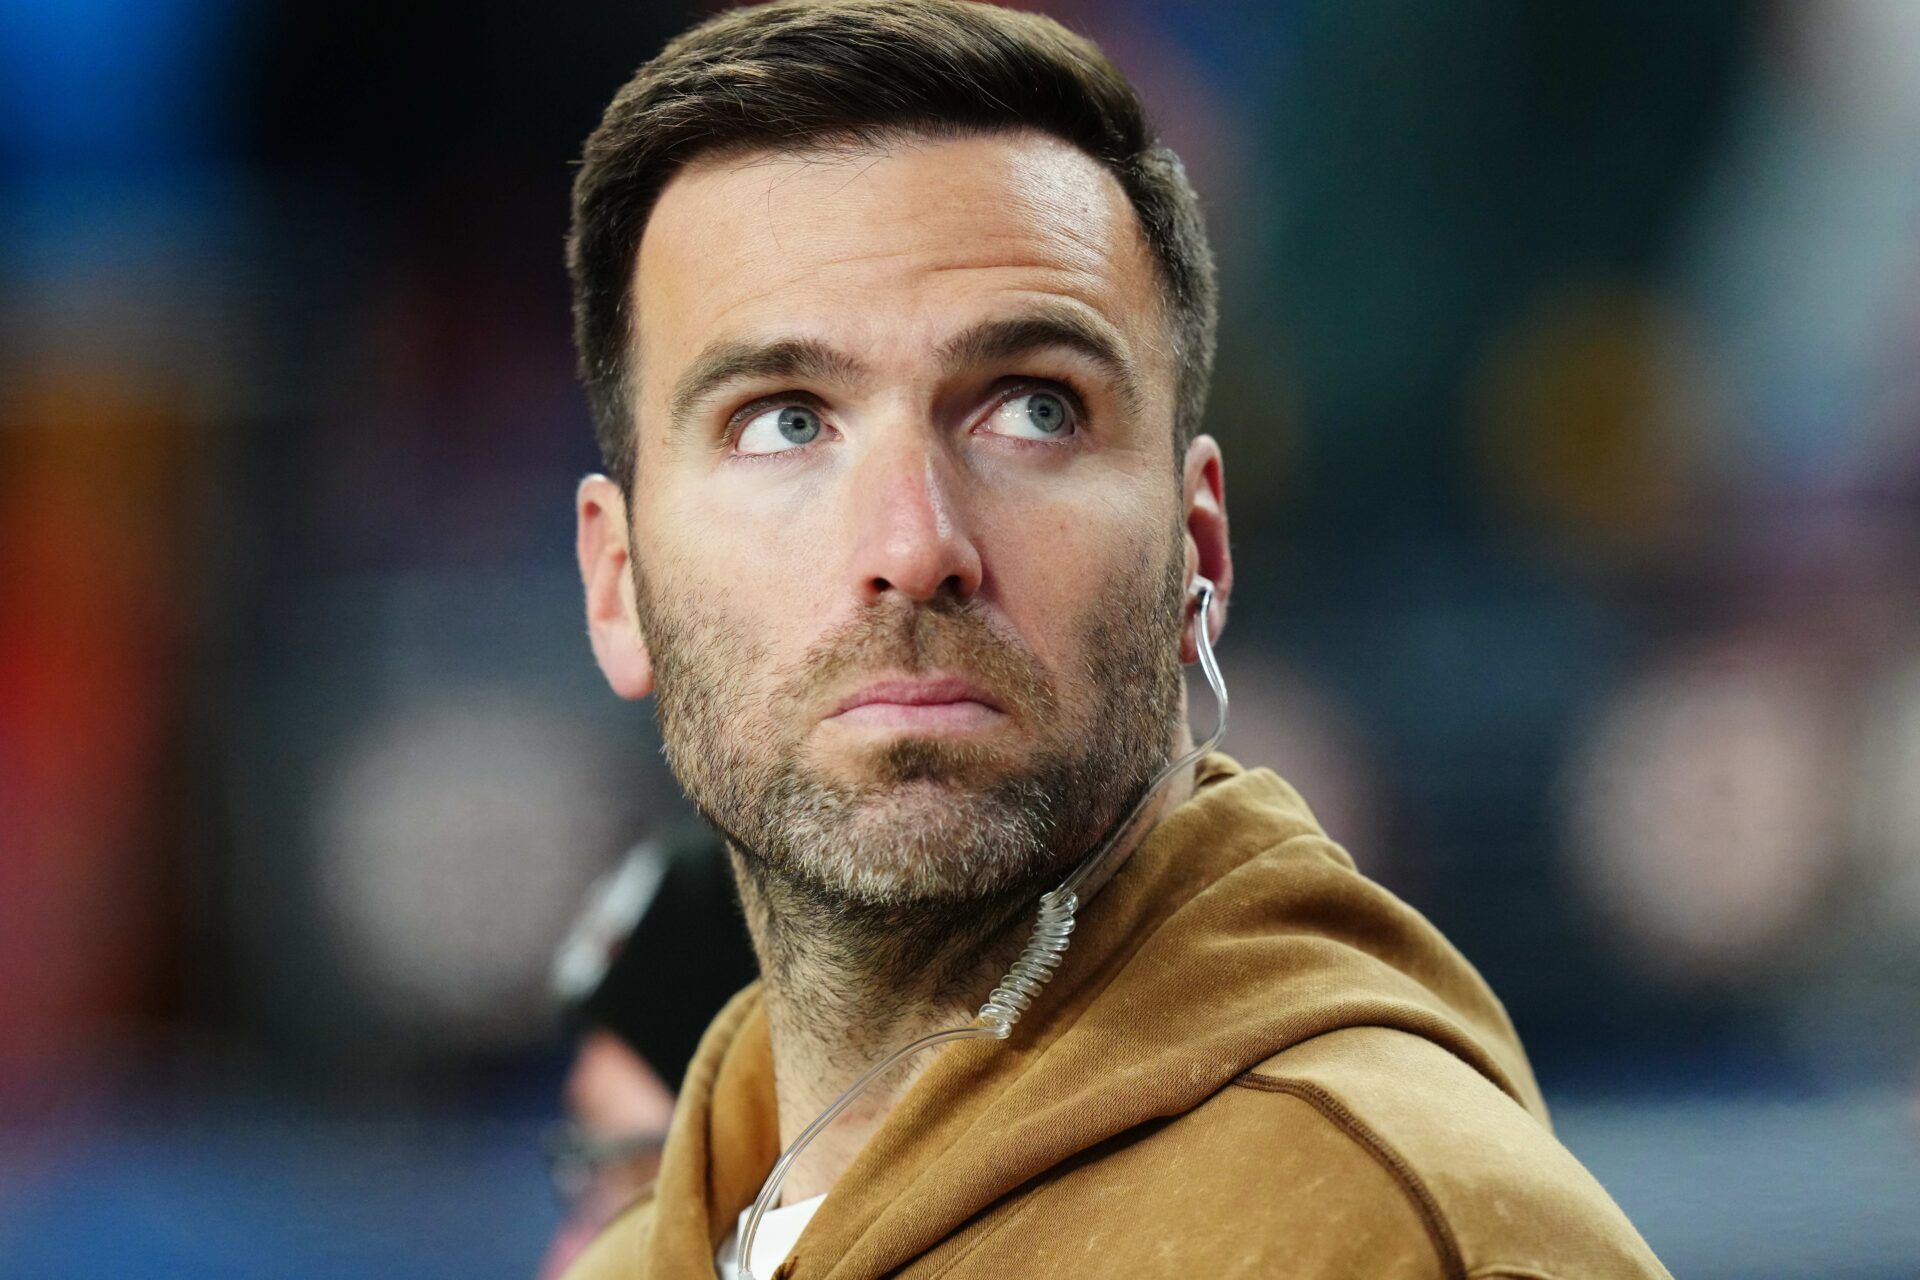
[631,531,1186,996]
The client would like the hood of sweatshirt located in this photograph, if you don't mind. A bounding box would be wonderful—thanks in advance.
[630,754,1546,1280]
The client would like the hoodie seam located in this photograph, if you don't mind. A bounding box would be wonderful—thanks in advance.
[1232,1072,1467,1280]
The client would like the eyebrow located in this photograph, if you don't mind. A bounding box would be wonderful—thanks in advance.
[936,307,1140,414]
[668,338,870,434]
[665,305,1141,439]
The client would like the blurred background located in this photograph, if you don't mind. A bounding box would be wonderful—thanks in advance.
[3,0,1918,1275]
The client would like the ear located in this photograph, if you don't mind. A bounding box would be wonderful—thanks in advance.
[1179,435,1232,664]
[576,474,654,700]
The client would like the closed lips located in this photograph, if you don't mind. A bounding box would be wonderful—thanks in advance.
[830,676,1004,718]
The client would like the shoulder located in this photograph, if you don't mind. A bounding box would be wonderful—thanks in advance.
[1220,1027,1670,1280]
[559,1193,659,1280]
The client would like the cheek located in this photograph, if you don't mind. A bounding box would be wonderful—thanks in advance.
[974,473,1177,663]
[642,480,837,654]
[730,522,840,650]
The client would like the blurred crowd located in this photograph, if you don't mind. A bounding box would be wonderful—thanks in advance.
[2,1,1917,1276]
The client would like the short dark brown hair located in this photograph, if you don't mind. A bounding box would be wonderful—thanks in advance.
[567,0,1217,490]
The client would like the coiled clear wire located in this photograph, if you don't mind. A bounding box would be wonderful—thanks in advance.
[738,579,1228,1278]
[975,888,1075,1034]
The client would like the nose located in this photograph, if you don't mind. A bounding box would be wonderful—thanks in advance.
[846,440,983,605]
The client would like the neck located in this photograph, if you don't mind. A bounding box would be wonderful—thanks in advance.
[728,745,1199,1204]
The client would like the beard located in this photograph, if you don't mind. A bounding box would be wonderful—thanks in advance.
[631,532,1188,917]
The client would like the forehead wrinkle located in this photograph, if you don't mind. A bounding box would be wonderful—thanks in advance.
[640,135,1173,450]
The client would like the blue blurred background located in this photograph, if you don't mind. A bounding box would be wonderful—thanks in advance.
[3,0,1918,1276]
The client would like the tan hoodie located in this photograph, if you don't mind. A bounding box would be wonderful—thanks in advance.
[566,756,1671,1279]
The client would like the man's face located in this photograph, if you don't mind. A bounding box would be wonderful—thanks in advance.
[581,130,1222,906]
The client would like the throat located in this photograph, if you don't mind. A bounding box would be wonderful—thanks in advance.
[727,846,1041,1198]
[712,746,1196,1204]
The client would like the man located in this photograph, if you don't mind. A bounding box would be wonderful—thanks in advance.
[564,2,1670,1277]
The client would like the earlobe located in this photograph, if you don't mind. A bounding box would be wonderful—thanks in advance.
[1179,435,1232,665]
[576,474,655,701]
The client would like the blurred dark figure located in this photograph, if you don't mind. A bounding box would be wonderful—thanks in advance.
[540,831,755,1279]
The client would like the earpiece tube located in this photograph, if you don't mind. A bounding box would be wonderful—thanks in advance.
[738,578,1228,1278]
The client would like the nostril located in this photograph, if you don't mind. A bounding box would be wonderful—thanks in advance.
[868,573,970,601]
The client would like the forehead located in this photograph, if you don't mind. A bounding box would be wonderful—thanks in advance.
[630,129,1168,417]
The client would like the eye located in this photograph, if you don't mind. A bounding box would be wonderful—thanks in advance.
[979,390,1075,441]
[735,403,826,455]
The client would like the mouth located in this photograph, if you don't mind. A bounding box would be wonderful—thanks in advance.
[824,674,1007,732]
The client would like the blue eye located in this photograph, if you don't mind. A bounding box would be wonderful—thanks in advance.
[737,403,825,455]
[981,390,1074,440]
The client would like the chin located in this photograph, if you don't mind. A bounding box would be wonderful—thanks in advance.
[793,781,1054,905]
